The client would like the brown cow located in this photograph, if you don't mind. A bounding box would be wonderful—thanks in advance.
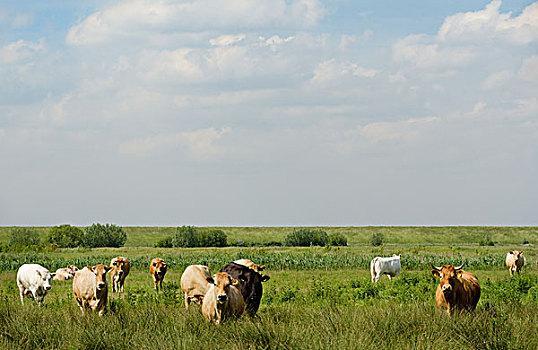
[110,257,130,292]
[431,264,480,316]
[202,272,245,324]
[150,258,167,290]
[505,251,525,277]
[234,259,266,273]
[72,265,111,316]
[180,265,211,309]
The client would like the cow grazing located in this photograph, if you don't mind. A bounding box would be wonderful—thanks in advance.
[234,258,266,273]
[16,264,55,305]
[73,265,111,316]
[110,256,130,292]
[202,272,245,324]
[53,265,78,281]
[505,251,525,277]
[370,255,401,283]
[180,265,211,309]
[220,262,270,317]
[150,258,167,290]
[431,264,481,316]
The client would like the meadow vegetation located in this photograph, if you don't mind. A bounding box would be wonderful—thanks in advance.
[0,226,536,349]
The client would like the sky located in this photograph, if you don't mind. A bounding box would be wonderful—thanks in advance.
[0,0,537,226]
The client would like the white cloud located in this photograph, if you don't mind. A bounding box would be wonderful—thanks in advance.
[0,39,45,64]
[209,34,246,47]
[519,55,538,81]
[338,30,373,50]
[311,59,378,84]
[66,0,324,46]
[359,116,440,142]
[118,127,231,159]
[438,0,538,45]
[481,70,512,90]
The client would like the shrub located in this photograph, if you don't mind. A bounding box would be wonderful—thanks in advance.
[284,229,328,247]
[171,226,227,248]
[8,227,42,251]
[48,225,84,248]
[479,234,495,246]
[82,223,127,248]
[371,232,384,247]
[328,232,348,246]
[155,236,173,248]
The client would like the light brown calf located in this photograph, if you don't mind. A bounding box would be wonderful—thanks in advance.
[110,257,130,292]
[202,272,245,324]
[180,265,211,309]
[432,264,480,316]
[73,265,111,316]
[505,251,525,277]
[150,258,167,290]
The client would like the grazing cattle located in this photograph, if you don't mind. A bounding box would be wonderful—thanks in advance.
[53,265,78,281]
[220,262,270,317]
[16,264,55,305]
[109,257,130,292]
[180,265,211,309]
[202,272,245,324]
[505,251,525,277]
[431,264,481,316]
[370,255,401,283]
[73,265,111,316]
[150,258,167,290]
[234,258,266,273]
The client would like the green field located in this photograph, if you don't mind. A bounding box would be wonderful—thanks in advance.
[0,227,537,349]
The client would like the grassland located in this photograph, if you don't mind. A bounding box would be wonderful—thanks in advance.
[0,226,536,349]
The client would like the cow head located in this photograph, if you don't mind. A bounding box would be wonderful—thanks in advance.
[92,264,111,291]
[432,264,464,296]
[207,272,240,304]
[39,270,55,291]
[111,257,128,277]
[67,265,78,274]
[152,259,167,276]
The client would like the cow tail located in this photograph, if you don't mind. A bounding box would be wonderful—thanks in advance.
[370,257,378,282]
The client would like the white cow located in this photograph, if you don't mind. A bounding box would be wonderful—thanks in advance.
[16,264,55,304]
[370,255,401,283]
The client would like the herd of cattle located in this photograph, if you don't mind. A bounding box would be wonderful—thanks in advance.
[14,251,526,321]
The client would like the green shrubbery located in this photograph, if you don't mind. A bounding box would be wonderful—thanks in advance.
[370,232,384,246]
[7,227,43,252]
[479,234,495,246]
[328,232,348,246]
[284,229,329,247]
[82,223,127,248]
[48,225,84,248]
[155,226,227,248]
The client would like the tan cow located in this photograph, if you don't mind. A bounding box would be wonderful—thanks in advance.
[53,265,78,281]
[202,272,245,324]
[73,265,111,316]
[505,251,525,277]
[180,265,211,309]
[234,259,266,273]
[110,257,130,292]
[431,264,480,316]
[150,258,167,290]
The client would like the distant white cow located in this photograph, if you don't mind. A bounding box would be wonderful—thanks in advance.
[506,251,525,277]
[370,255,401,283]
[16,264,55,304]
[53,265,78,281]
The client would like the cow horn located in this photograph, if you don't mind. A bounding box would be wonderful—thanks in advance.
[431,264,442,271]
[454,264,464,270]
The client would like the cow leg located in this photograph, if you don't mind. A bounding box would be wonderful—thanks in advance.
[373,273,380,283]
[159,279,163,290]
[18,286,25,305]
[184,293,190,309]
[387,274,392,281]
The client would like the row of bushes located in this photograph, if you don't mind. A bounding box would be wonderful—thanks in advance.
[4,224,127,252]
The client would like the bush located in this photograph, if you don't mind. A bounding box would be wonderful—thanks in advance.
[285,229,328,247]
[155,236,173,248]
[371,232,384,246]
[328,232,348,246]
[48,225,84,248]
[479,234,495,246]
[170,226,227,248]
[82,223,127,248]
[8,227,42,251]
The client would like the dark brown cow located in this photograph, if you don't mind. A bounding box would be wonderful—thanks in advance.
[431,264,480,316]
[220,262,270,317]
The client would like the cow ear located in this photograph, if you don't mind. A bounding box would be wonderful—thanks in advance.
[231,278,240,286]
[509,251,514,255]
[206,276,214,284]
[105,266,112,272]
[50,273,56,277]
[431,269,441,278]
[91,266,97,274]
[258,265,266,271]
[261,275,270,282]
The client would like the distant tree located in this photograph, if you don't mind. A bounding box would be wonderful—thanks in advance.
[371,232,384,247]
[48,224,84,248]
[83,223,127,248]
[285,229,329,247]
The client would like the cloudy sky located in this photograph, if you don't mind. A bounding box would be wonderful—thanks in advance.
[1,0,537,226]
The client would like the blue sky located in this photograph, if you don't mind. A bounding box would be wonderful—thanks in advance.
[1,1,537,226]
